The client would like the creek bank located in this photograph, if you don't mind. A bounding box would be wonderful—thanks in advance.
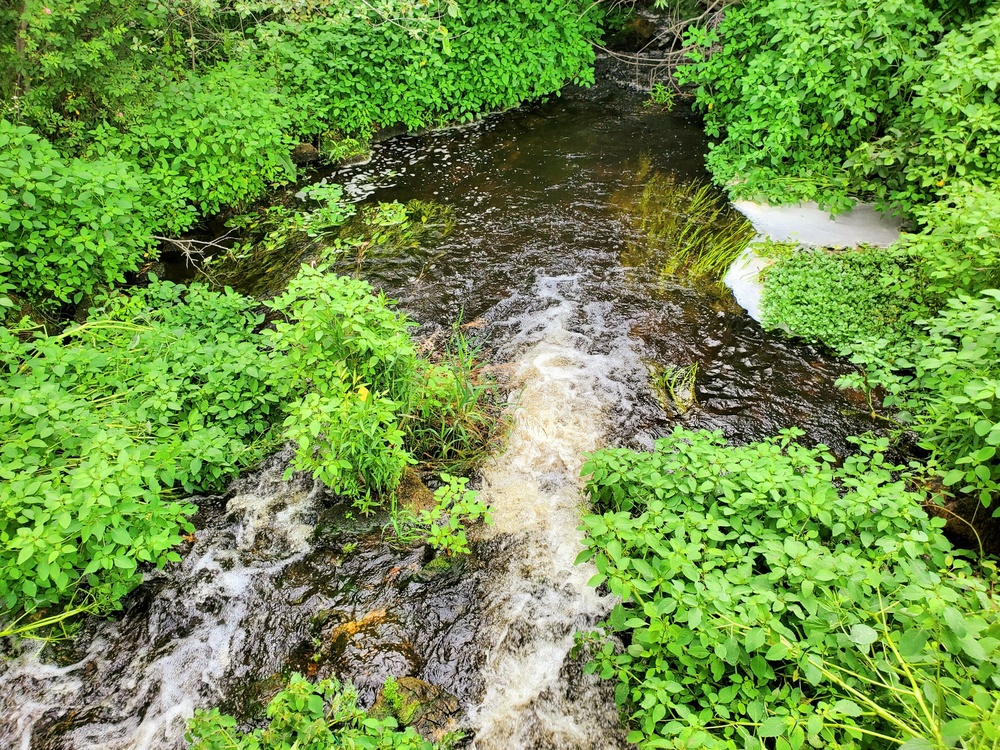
[724,200,904,323]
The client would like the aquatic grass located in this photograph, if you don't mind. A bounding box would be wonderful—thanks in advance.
[648,361,698,415]
[621,169,757,288]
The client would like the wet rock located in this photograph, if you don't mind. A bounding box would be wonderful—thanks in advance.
[291,142,320,164]
[372,676,462,741]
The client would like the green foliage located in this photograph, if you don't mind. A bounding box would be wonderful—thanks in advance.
[253,0,601,138]
[405,327,502,474]
[0,280,278,620]
[0,119,152,306]
[760,244,916,353]
[620,168,756,288]
[265,266,416,510]
[647,362,698,416]
[577,427,1000,749]
[898,184,1000,304]
[91,64,296,234]
[678,0,940,211]
[187,673,438,750]
[645,83,675,111]
[855,291,1000,511]
[849,8,1000,209]
[416,474,492,556]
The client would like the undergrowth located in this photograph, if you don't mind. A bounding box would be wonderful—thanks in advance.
[577,427,1000,749]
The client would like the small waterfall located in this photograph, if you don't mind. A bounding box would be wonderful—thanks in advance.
[0,450,322,750]
[470,275,632,750]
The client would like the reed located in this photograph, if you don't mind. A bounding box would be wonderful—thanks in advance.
[621,170,756,288]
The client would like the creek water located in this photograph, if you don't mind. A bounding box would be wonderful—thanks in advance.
[0,78,877,750]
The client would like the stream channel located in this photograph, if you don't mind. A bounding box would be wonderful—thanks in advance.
[1,77,878,750]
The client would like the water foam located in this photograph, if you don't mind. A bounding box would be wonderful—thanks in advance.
[471,275,631,750]
[0,450,321,750]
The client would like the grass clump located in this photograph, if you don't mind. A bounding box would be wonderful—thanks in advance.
[648,362,698,416]
[620,167,756,288]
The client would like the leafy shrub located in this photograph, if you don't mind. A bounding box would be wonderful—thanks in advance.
[187,673,439,750]
[252,0,601,139]
[0,119,152,306]
[91,64,295,234]
[760,245,915,353]
[898,184,1000,304]
[849,8,1000,209]
[265,266,417,509]
[855,291,1000,512]
[678,0,940,210]
[0,280,278,619]
[577,428,1000,749]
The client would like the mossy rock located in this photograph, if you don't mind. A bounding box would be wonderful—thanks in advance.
[372,677,461,741]
[397,468,436,514]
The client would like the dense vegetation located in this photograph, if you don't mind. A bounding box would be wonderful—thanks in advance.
[1,0,601,310]
[577,1,1000,748]
[578,429,1000,749]
[1,0,599,642]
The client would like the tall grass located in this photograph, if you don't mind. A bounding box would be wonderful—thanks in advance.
[404,325,507,475]
[620,166,756,288]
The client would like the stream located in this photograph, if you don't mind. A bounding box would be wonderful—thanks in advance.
[0,77,878,750]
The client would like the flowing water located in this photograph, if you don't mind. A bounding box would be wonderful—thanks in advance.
[0,76,878,750]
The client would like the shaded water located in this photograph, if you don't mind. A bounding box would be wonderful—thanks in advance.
[0,81,877,749]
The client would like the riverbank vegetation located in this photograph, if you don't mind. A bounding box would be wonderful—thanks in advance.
[1,0,599,637]
[578,1,1000,747]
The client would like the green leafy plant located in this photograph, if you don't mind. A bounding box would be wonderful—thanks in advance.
[678,0,941,211]
[416,474,492,556]
[186,673,438,750]
[576,427,1000,749]
[265,266,417,511]
[405,325,504,475]
[761,244,915,353]
[645,83,675,111]
[0,119,152,306]
[0,279,279,624]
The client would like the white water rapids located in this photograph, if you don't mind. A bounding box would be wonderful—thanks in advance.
[471,275,634,749]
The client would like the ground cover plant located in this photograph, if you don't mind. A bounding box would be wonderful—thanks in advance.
[187,673,447,750]
[577,427,1000,749]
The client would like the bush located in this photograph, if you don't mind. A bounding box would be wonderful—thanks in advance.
[0,119,152,306]
[898,184,1000,304]
[577,428,1000,749]
[849,8,1000,209]
[91,64,295,234]
[265,266,417,509]
[678,0,939,211]
[0,280,278,620]
[253,0,601,139]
